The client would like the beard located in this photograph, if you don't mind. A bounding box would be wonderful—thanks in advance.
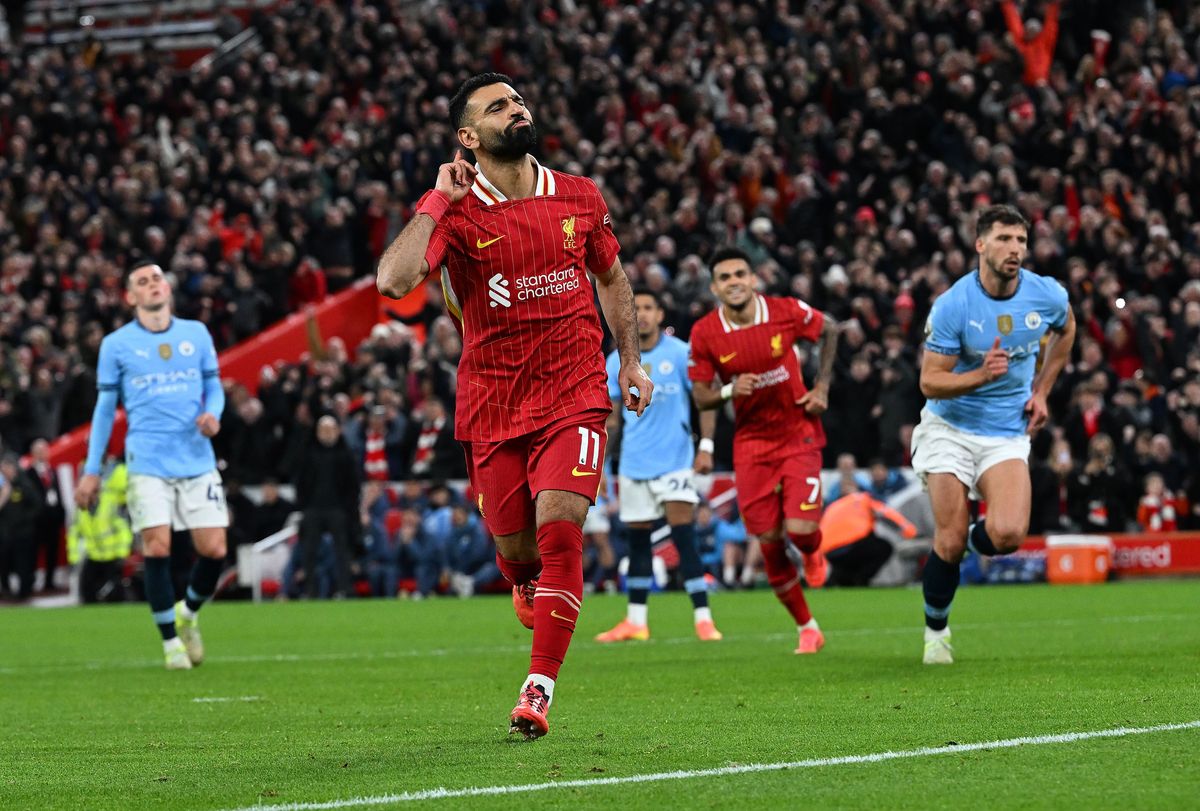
[484,120,539,161]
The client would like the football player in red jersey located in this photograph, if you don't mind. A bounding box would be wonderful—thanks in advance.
[377,73,652,739]
[689,246,840,654]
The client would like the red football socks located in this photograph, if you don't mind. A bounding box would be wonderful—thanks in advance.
[529,520,584,680]
[496,551,541,587]
[761,540,813,625]
[787,530,822,554]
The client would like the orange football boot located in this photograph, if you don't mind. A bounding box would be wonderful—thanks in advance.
[594,619,650,642]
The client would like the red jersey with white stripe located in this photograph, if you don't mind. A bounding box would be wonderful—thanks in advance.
[420,158,620,442]
[688,295,826,460]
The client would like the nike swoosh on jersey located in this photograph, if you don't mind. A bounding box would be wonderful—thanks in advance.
[719,352,737,363]
[476,235,505,249]
[571,467,597,477]
[550,610,576,625]
[800,503,821,511]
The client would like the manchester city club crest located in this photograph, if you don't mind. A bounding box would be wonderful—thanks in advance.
[1025,311,1042,329]
[179,340,195,356]
[158,343,172,360]
[562,215,576,249]
[997,315,1013,335]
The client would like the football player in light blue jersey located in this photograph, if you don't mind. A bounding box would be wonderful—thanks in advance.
[911,205,1075,664]
[595,289,723,643]
[75,263,229,670]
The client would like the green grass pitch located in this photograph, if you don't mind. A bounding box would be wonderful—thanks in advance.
[3,580,1198,810]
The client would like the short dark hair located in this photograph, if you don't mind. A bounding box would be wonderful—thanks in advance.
[123,260,160,289]
[449,72,515,130]
[632,286,663,309]
[976,204,1029,239]
[707,245,753,271]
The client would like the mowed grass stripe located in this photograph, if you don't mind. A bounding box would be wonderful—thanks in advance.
[220,720,1200,810]
[1,610,1194,674]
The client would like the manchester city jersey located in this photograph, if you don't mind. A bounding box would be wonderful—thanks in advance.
[97,318,221,477]
[606,334,694,479]
[924,269,1069,437]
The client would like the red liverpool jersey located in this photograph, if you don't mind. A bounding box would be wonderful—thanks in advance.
[420,158,620,442]
[688,294,826,459]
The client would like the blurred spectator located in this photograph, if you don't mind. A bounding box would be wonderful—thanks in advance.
[26,438,65,591]
[1002,1,1062,86]
[66,462,132,603]
[408,398,464,480]
[826,454,871,503]
[0,454,41,600]
[820,492,918,587]
[1067,433,1133,532]
[360,481,400,597]
[247,478,296,542]
[690,500,748,585]
[447,505,500,598]
[865,459,907,500]
[294,416,359,599]
[344,405,408,482]
[1029,434,1073,534]
[1136,472,1179,533]
[412,483,455,598]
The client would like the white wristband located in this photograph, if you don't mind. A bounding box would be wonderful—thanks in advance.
[720,383,734,400]
[698,438,715,455]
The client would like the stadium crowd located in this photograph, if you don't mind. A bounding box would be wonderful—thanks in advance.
[3,0,1200,597]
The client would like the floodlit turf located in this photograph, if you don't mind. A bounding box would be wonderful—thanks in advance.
[2,580,1199,810]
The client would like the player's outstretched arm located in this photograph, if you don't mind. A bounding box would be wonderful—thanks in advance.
[594,258,653,415]
[919,338,1007,400]
[76,387,120,509]
[377,150,477,299]
[799,314,839,415]
[1026,307,1076,434]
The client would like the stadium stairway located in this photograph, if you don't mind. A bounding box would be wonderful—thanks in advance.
[20,0,277,65]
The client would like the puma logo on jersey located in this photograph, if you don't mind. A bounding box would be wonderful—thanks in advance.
[488,273,511,308]
[969,319,984,333]
[719,352,737,363]
[476,235,505,249]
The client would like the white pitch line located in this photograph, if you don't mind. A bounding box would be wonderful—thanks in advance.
[0,612,1193,675]
[192,696,262,704]
[220,719,1200,811]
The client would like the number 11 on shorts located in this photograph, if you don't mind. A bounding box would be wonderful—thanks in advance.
[577,427,601,470]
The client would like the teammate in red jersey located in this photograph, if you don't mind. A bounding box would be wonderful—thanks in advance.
[377,73,651,739]
[689,246,840,654]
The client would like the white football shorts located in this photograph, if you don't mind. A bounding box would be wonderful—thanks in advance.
[618,468,700,523]
[127,470,230,533]
[910,408,1030,500]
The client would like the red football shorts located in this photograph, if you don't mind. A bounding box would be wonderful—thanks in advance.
[463,409,609,537]
[734,447,824,536]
